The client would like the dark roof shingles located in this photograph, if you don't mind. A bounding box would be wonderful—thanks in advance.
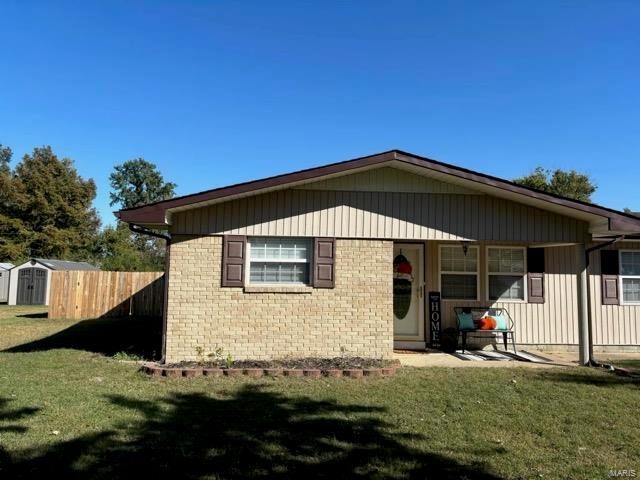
[34,259,99,271]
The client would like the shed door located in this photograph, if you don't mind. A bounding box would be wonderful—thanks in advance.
[32,269,47,304]
[0,271,9,302]
[17,269,34,305]
[17,268,47,305]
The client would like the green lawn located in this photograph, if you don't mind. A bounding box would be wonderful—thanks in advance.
[0,306,638,479]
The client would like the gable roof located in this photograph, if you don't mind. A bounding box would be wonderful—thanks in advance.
[32,259,99,271]
[115,149,640,237]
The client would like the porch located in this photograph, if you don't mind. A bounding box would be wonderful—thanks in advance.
[392,240,589,356]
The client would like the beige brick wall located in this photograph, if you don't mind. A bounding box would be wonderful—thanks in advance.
[164,236,393,362]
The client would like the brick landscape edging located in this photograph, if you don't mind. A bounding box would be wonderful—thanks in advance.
[141,363,398,379]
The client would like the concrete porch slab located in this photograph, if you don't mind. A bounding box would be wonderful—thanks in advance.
[393,349,576,368]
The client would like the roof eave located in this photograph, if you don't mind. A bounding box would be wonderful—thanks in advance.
[115,207,169,227]
[608,217,640,235]
[113,149,640,236]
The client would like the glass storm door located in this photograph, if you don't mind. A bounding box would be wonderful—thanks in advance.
[393,243,425,341]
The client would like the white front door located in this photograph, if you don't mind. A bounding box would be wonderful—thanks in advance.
[393,243,425,347]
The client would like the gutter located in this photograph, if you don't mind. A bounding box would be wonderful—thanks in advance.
[128,223,171,243]
[584,235,626,367]
[585,236,625,266]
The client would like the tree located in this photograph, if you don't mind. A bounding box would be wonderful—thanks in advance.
[0,145,13,207]
[0,144,11,175]
[104,158,176,271]
[513,167,596,203]
[0,146,100,262]
[109,158,176,210]
[95,222,165,271]
[0,144,27,261]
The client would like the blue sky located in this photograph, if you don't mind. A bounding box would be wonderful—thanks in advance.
[1,1,639,226]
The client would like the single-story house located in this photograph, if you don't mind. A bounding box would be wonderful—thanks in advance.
[116,150,640,365]
[0,263,14,303]
[8,258,99,306]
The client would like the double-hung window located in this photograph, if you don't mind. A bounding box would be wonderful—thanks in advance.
[440,245,479,300]
[247,237,311,285]
[487,247,526,301]
[620,251,640,304]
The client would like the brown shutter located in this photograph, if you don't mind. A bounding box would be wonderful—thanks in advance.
[527,248,545,304]
[600,250,619,305]
[313,237,335,288]
[222,235,246,287]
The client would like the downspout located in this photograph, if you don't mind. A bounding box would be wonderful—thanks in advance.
[584,235,625,367]
[128,223,171,243]
[129,223,171,363]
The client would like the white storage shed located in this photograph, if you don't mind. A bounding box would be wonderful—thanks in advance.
[0,263,14,303]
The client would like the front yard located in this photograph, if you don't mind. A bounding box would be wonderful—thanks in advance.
[0,305,638,479]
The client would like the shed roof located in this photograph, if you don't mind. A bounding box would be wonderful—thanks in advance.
[115,149,640,237]
[32,259,99,271]
[0,263,14,270]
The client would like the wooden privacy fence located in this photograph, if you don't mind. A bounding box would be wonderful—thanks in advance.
[49,271,165,320]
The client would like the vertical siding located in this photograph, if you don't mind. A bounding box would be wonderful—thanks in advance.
[426,242,580,346]
[170,189,589,243]
[589,242,640,346]
[425,241,640,347]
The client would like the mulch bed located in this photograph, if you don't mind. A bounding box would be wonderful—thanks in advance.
[143,357,400,379]
[165,357,396,370]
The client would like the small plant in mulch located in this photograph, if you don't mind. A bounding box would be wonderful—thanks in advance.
[164,357,398,370]
[113,351,144,362]
[194,345,234,368]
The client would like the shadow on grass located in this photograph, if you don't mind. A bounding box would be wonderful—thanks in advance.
[0,398,39,433]
[3,316,162,360]
[16,312,48,319]
[0,397,40,470]
[532,368,639,387]
[1,384,500,479]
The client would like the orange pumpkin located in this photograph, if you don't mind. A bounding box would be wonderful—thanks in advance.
[477,316,497,330]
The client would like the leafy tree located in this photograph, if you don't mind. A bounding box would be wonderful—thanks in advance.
[513,167,596,203]
[0,145,28,261]
[0,144,11,175]
[104,158,176,271]
[109,158,176,210]
[0,145,13,207]
[0,146,100,262]
[96,223,165,271]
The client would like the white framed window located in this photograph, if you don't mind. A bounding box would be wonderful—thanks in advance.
[620,250,640,304]
[247,237,311,285]
[487,247,526,302]
[439,245,479,300]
